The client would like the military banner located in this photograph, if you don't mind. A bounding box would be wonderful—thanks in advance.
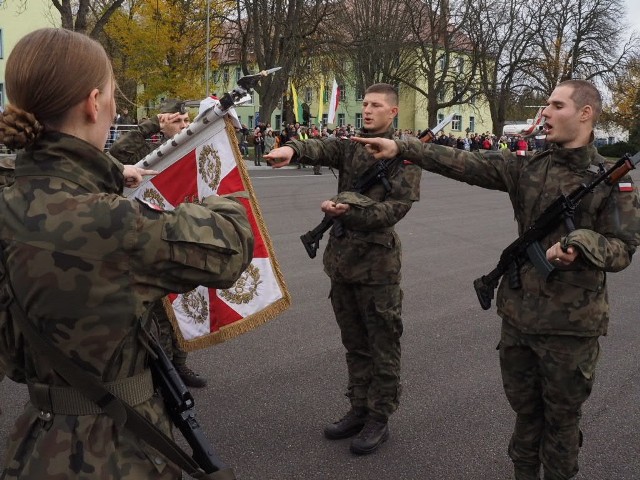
[124,109,291,351]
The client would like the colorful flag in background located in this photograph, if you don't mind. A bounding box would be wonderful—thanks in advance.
[290,81,303,124]
[318,76,325,121]
[125,108,291,351]
[328,79,340,124]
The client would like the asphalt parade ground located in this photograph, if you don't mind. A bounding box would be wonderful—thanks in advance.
[0,164,638,479]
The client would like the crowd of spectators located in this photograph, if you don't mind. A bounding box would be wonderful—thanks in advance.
[417,130,540,153]
[103,109,542,161]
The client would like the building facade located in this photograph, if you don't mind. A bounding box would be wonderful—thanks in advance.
[0,0,59,109]
[208,63,493,136]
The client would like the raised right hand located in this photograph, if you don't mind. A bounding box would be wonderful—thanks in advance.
[263,146,295,168]
[350,136,399,159]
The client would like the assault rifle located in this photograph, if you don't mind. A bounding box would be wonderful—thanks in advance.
[300,113,456,258]
[474,151,640,310]
[150,338,234,477]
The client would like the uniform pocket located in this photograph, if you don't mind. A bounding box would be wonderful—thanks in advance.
[552,269,604,292]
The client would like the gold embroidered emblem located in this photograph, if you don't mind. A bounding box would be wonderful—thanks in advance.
[142,189,166,209]
[198,144,222,190]
[180,290,208,324]
[219,264,262,305]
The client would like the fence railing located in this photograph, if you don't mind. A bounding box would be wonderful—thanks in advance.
[0,124,143,155]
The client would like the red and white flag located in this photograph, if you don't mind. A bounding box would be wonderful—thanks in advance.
[124,107,290,351]
[328,79,340,124]
[618,182,634,192]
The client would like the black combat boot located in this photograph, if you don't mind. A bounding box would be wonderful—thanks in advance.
[324,407,367,439]
[174,363,207,388]
[350,415,389,455]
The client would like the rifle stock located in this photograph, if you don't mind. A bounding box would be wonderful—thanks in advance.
[300,215,334,259]
[474,151,640,310]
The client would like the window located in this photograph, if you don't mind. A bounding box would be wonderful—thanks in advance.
[355,113,363,129]
[338,113,345,126]
[248,115,254,129]
[438,113,444,125]
[222,69,229,84]
[393,117,398,129]
[437,88,445,103]
[235,67,241,82]
[469,116,475,133]
[275,115,281,130]
[452,114,462,131]
[323,86,329,103]
[305,88,312,103]
[356,88,365,101]
[339,85,346,102]
[439,55,448,70]
[457,57,464,74]
[322,114,328,126]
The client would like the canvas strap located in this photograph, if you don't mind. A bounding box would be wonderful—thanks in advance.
[0,259,234,480]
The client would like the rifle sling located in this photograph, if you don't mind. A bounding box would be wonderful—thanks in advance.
[1,272,233,480]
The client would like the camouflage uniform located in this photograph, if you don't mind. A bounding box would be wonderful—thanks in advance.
[395,138,640,479]
[109,116,165,167]
[110,115,191,369]
[287,127,421,419]
[0,132,253,478]
[0,155,14,386]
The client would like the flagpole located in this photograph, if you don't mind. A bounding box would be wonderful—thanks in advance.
[205,0,211,97]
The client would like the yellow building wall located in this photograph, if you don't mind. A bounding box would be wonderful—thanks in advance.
[0,0,59,107]
[398,83,493,137]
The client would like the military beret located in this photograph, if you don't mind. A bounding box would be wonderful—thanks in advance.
[159,98,187,114]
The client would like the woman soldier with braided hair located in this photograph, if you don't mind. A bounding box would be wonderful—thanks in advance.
[0,28,253,479]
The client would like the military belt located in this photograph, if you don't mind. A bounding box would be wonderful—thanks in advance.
[28,369,154,415]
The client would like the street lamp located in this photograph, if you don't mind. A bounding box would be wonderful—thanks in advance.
[205,0,211,97]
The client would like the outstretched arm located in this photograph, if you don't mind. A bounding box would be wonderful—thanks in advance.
[264,146,295,168]
[350,136,399,159]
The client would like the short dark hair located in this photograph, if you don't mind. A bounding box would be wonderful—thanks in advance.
[559,79,602,124]
[364,83,398,106]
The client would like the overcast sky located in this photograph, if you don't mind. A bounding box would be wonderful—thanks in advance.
[623,0,640,33]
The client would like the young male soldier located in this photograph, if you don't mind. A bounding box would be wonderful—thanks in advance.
[353,80,640,478]
[265,83,422,455]
[110,99,207,389]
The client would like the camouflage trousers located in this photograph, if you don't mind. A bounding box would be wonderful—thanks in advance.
[152,301,187,366]
[330,281,403,419]
[499,320,600,480]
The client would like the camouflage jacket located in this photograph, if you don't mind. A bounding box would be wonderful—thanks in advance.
[397,137,640,336]
[0,132,253,478]
[288,127,421,284]
[0,155,15,188]
[110,116,163,165]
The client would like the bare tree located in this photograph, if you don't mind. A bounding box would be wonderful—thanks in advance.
[330,0,417,92]
[602,53,640,147]
[526,0,639,92]
[218,0,335,123]
[6,0,126,38]
[401,0,482,128]
[47,0,127,37]
[467,0,541,135]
